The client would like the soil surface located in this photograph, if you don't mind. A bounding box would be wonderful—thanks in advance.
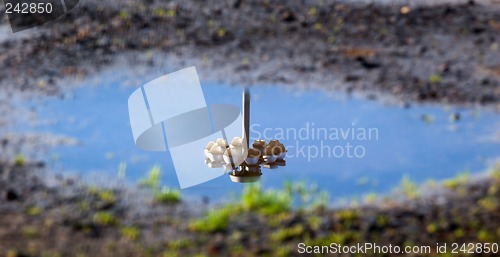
[0,0,500,106]
[1,162,499,256]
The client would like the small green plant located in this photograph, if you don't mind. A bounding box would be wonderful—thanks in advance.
[271,225,305,242]
[443,171,470,190]
[274,245,294,257]
[119,10,129,20]
[453,228,465,238]
[217,28,226,37]
[167,238,193,250]
[153,8,176,18]
[241,184,291,215]
[154,187,181,204]
[120,226,139,241]
[308,7,317,16]
[14,154,25,166]
[335,209,360,222]
[118,161,127,179]
[22,226,40,239]
[98,190,117,205]
[398,175,419,199]
[478,196,498,212]
[26,206,42,216]
[162,252,179,257]
[426,223,438,233]
[188,206,232,233]
[421,114,435,124]
[140,165,161,188]
[139,166,184,204]
[375,214,389,227]
[429,74,442,84]
[93,211,117,226]
[363,193,378,204]
[477,229,494,242]
[492,163,500,180]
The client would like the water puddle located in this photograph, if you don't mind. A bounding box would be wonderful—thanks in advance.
[18,68,500,202]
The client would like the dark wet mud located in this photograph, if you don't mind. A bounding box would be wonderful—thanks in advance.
[0,0,499,106]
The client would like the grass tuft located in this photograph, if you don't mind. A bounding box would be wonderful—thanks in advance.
[154,187,181,204]
[14,154,25,166]
[189,206,232,233]
[121,226,139,241]
[93,212,117,226]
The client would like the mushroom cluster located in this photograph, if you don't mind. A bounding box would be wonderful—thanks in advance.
[204,137,247,171]
[204,138,287,182]
[205,138,287,166]
[253,139,287,165]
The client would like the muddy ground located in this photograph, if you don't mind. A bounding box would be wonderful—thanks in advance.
[1,162,499,256]
[0,0,500,106]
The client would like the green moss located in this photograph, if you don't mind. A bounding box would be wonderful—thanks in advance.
[217,28,226,38]
[22,226,40,239]
[421,114,435,124]
[26,206,42,216]
[161,251,179,257]
[121,226,139,241]
[119,10,129,20]
[274,245,294,257]
[271,225,305,242]
[453,228,465,238]
[308,215,321,230]
[86,186,99,195]
[167,238,193,250]
[241,184,291,215]
[443,172,470,190]
[228,245,245,255]
[363,193,378,204]
[161,252,178,257]
[98,190,117,205]
[375,215,389,227]
[307,232,359,246]
[492,163,500,181]
[478,196,498,212]
[477,229,494,242]
[488,185,498,195]
[426,223,438,233]
[14,154,25,166]
[429,74,442,84]
[153,8,176,18]
[335,209,359,221]
[308,7,317,16]
[93,212,117,226]
[154,187,181,204]
[398,175,419,199]
[189,206,232,233]
[78,201,90,212]
[267,213,288,228]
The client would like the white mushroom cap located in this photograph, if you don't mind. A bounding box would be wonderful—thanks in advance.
[205,141,216,150]
[216,138,227,148]
[231,137,243,146]
[209,145,224,155]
